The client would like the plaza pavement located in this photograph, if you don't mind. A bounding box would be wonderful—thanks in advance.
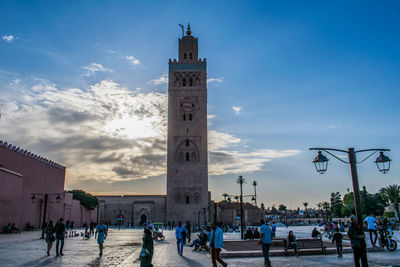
[0,226,399,267]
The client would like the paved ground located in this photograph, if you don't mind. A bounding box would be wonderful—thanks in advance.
[0,226,399,266]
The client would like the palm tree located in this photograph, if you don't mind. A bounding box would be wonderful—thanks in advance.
[234,196,239,203]
[380,184,400,219]
[222,193,228,200]
[322,201,330,222]
[303,202,309,217]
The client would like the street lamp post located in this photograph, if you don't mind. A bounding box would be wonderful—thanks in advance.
[236,176,245,240]
[310,147,391,226]
[214,202,218,222]
[252,181,258,207]
[31,193,62,239]
[203,208,207,225]
[223,176,258,240]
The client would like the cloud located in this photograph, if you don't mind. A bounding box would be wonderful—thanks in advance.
[125,55,141,66]
[2,35,15,43]
[208,130,301,175]
[0,79,167,183]
[82,63,113,76]
[0,78,300,189]
[232,106,242,115]
[327,123,342,129]
[207,77,223,84]
[150,74,168,85]
[108,50,141,67]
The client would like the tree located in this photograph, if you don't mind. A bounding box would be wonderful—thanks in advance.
[322,201,331,222]
[380,184,400,219]
[278,204,287,212]
[303,202,308,216]
[222,193,228,200]
[330,192,343,218]
[361,186,385,217]
[271,205,277,214]
[234,196,239,203]
[67,189,99,210]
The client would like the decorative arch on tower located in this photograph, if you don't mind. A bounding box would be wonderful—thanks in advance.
[175,139,200,163]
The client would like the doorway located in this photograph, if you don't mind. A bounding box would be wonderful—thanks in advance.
[139,214,148,226]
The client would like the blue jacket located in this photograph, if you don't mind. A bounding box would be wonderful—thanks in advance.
[175,226,185,239]
[209,227,224,249]
[260,224,272,244]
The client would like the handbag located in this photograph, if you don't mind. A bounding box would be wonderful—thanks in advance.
[140,248,149,257]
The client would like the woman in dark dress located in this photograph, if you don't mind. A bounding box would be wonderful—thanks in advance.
[140,228,154,267]
[45,220,55,256]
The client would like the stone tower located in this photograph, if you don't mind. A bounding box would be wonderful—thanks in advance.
[166,24,208,224]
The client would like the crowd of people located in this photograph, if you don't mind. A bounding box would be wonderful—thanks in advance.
[43,218,108,257]
[8,213,395,267]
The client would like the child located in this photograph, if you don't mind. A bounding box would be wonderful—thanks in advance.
[332,227,343,258]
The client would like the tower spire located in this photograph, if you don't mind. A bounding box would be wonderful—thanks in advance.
[186,23,191,36]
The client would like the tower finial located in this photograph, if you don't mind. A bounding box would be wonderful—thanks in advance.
[186,23,191,36]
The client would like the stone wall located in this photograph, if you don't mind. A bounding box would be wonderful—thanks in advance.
[97,195,167,226]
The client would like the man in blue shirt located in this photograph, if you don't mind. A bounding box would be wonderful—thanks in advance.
[364,214,377,247]
[210,222,227,267]
[175,221,185,256]
[259,220,272,266]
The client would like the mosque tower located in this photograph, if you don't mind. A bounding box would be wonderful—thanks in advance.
[166,24,209,224]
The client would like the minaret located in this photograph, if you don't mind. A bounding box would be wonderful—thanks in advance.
[166,24,208,224]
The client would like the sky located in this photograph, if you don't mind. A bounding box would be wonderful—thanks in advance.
[1,0,399,209]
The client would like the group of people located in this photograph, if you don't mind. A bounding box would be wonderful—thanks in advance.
[37,214,393,267]
[4,223,21,233]
[44,218,108,257]
[175,221,227,267]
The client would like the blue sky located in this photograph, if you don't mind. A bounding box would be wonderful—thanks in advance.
[1,0,399,209]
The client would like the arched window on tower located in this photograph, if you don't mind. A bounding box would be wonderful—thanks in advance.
[189,53,193,59]
[194,194,199,204]
[186,152,190,161]
[182,78,186,87]
[186,195,190,204]
[189,78,193,86]
[183,114,186,121]
[176,193,182,203]
[184,53,187,59]
[186,139,190,146]
[189,114,193,121]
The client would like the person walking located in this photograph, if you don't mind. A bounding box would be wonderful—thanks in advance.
[55,218,65,256]
[259,220,272,266]
[332,227,343,258]
[348,216,368,267]
[175,221,185,256]
[210,222,227,267]
[89,221,95,236]
[95,220,108,256]
[139,228,154,267]
[45,220,55,256]
[186,221,192,243]
[364,214,377,247]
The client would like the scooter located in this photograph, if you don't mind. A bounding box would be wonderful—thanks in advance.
[378,226,397,252]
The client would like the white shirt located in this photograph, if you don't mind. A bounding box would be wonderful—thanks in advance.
[364,216,376,230]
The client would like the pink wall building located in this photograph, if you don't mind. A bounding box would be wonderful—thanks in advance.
[0,140,97,230]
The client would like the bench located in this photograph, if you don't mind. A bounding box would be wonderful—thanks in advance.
[284,238,327,255]
[297,239,327,254]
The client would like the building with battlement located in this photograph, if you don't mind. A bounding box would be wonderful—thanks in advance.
[0,140,97,230]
